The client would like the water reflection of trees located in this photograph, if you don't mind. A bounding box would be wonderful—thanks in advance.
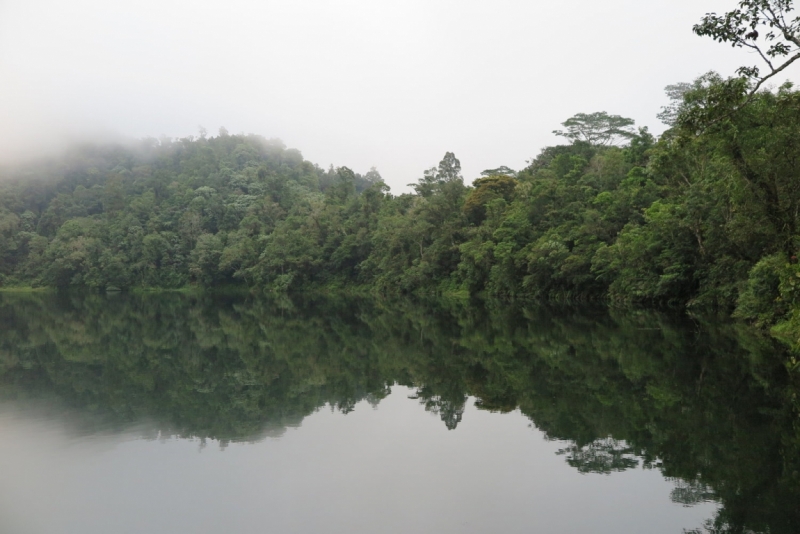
[556,438,640,474]
[0,293,798,533]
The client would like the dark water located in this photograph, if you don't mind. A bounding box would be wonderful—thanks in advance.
[0,294,798,534]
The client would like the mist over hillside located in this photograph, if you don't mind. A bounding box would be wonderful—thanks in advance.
[2,76,800,358]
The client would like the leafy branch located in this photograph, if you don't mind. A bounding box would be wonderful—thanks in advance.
[694,0,800,96]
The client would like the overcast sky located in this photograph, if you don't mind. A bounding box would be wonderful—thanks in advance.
[1,0,797,191]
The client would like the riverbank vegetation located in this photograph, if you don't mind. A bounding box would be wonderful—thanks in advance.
[1,1,800,345]
[2,77,800,344]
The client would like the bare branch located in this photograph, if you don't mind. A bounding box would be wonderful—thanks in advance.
[750,48,800,92]
[742,41,776,70]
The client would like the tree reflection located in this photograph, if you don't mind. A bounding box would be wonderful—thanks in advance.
[556,437,640,474]
[0,292,798,533]
[669,479,716,507]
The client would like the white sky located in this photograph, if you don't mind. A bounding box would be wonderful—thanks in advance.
[1,0,797,191]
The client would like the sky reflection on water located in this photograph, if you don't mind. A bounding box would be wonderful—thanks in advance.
[0,387,716,534]
[0,293,798,533]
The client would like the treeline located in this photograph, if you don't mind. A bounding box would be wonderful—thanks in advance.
[1,293,798,533]
[1,76,800,338]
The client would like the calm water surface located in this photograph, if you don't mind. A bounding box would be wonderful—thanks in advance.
[0,294,798,533]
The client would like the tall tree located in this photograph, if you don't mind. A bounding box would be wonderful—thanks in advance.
[552,112,636,146]
[411,152,463,197]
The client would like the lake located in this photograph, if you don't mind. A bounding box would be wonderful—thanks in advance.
[0,293,798,533]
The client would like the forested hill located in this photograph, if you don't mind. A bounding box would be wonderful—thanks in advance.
[1,77,800,346]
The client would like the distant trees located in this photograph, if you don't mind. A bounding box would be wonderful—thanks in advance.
[552,112,637,146]
[1,70,800,343]
[410,151,463,197]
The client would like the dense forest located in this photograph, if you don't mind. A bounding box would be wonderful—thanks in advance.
[2,1,800,347]
[1,292,798,533]
[2,75,800,347]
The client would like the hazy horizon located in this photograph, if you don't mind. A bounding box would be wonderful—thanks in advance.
[2,0,797,190]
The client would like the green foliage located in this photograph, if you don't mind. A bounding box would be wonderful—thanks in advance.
[463,174,518,225]
[0,134,390,293]
[2,78,800,334]
[693,0,800,92]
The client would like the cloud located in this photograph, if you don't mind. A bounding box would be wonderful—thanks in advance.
[0,0,781,188]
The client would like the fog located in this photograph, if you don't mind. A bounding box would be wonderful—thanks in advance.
[0,0,792,190]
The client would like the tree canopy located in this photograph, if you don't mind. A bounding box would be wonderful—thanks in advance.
[2,2,800,350]
[552,112,637,145]
[2,83,800,350]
